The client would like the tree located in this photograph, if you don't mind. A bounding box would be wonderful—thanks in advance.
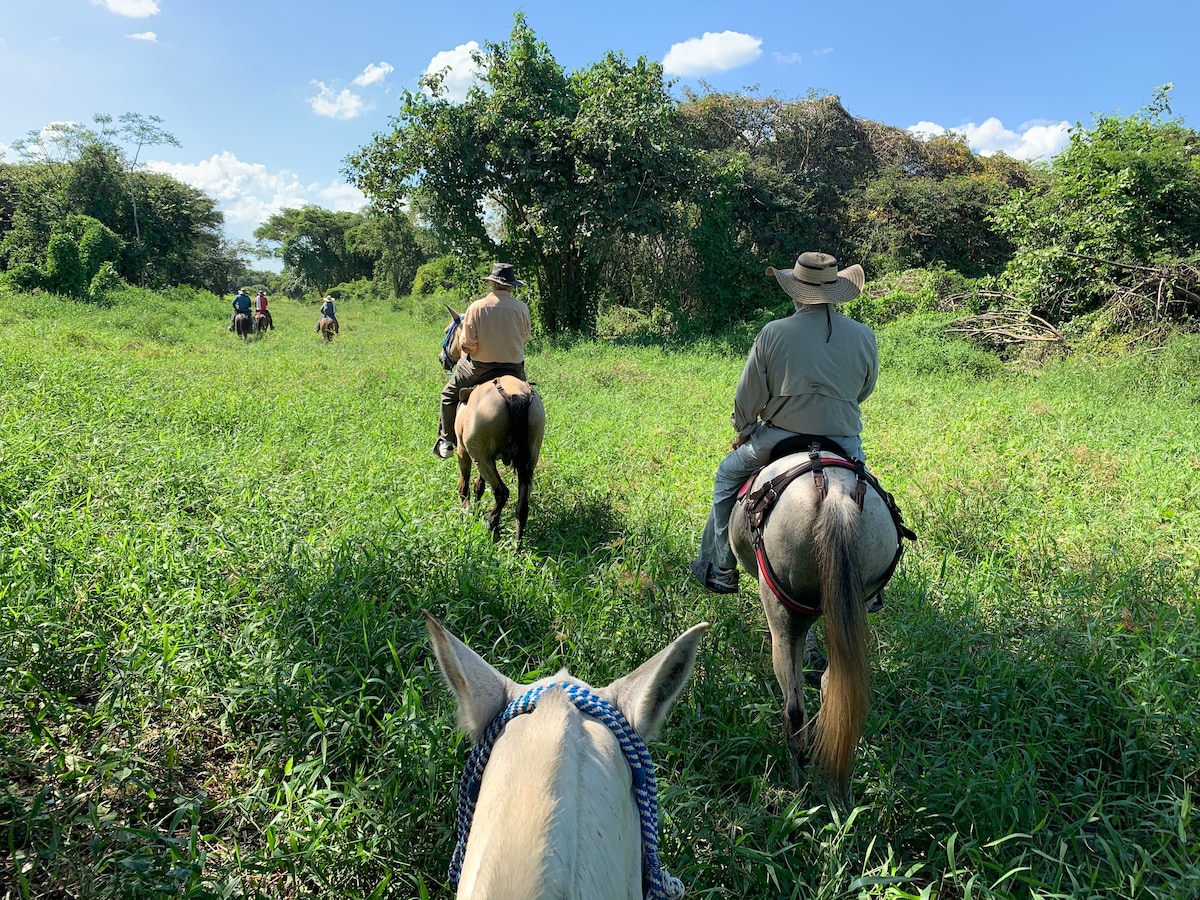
[254,206,374,296]
[994,85,1200,321]
[345,13,695,333]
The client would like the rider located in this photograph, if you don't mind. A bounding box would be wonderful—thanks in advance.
[317,295,339,333]
[254,290,274,330]
[692,251,878,595]
[229,288,253,331]
[432,262,531,459]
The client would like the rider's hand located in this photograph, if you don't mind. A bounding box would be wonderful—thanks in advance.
[731,432,750,451]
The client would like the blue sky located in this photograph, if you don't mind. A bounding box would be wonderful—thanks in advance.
[3,0,1198,261]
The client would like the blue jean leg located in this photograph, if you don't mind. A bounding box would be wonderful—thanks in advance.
[697,425,863,570]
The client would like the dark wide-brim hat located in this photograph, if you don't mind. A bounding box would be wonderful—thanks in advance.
[767,252,864,304]
[483,262,524,288]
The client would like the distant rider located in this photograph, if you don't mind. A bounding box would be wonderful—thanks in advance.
[254,290,274,330]
[229,288,252,330]
[317,295,339,333]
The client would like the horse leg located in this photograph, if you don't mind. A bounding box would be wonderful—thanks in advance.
[457,450,472,510]
[473,474,486,504]
[513,469,532,546]
[475,457,509,540]
[761,581,818,783]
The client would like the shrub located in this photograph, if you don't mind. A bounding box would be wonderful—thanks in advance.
[78,221,124,281]
[2,262,46,292]
[45,233,88,298]
[88,261,125,304]
[411,254,475,300]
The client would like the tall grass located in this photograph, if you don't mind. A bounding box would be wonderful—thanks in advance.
[1,286,1197,898]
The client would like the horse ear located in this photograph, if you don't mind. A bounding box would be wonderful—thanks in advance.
[446,305,461,323]
[425,611,519,742]
[601,622,708,741]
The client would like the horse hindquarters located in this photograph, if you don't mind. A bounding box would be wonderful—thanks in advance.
[502,388,545,544]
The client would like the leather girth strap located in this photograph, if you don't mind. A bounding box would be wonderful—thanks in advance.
[741,442,916,616]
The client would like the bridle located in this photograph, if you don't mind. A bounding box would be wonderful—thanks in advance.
[439,317,461,373]
[447,682,685,900]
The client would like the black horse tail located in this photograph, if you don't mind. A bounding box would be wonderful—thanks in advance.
[503,389,534,478]
[811,483,869,803]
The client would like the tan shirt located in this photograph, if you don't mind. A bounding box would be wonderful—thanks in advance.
[733,304,878,439]
[461,290,531,364]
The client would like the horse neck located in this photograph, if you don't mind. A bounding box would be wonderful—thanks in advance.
[459,686,642,900]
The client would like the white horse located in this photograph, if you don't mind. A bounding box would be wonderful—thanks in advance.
[728,445,912,803]
[425,612,708,900]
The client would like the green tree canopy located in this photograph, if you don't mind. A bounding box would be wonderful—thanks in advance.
[345,13,695,333]
[254,205,375,296]
[994,85,1200,321]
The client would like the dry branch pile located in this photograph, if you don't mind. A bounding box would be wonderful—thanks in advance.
[945,307,1065,348]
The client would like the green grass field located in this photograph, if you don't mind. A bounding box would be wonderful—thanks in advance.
[2,286,1198,899]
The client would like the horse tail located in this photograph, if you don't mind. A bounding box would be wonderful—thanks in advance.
[811,483,868,800]
[503,388,535,481]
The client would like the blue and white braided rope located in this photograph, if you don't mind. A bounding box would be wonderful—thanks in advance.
[447,681,685,900]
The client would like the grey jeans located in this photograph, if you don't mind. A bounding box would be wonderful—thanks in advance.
[697,423,864,570]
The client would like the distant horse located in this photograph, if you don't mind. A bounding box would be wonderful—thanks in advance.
[425,611,707,900]
[253,311,271,333]
[441,307,545,544]
[728,441,913,803]
[317,316,336,342]
[232,311,252,340]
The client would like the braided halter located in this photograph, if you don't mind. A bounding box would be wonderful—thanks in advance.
[447,682,685,900]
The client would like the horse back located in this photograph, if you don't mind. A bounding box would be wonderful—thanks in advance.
[460,377,545,462]
[731,452,899,597]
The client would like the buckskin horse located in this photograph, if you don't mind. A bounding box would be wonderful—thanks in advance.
[440,307,545,544]
[317,316,336,342]
[425,611,707,899]
[728,438,914,803]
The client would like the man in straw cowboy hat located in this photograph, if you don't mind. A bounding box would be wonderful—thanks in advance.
[433,262,532,459]
[692,251,879,595]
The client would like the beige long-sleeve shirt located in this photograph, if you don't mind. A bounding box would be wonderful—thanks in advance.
[461,290,531,364]
[733,304,878,439]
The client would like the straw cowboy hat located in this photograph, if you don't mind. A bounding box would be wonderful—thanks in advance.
[767,252,864,304]
[482,262,524,289]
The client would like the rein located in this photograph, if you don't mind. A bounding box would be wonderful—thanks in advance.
[741,443,916,615]
[448,682,685,900]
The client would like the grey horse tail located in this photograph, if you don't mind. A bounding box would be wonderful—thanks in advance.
[811,483,869,802]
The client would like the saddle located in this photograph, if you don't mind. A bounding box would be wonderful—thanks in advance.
[740,438,916,616]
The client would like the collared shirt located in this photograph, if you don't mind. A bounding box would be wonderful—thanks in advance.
[461,289,531,364]
[255,294,268,312]
[732,304,878,439]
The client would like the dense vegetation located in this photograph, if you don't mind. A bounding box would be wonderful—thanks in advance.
[1,286,1196,898]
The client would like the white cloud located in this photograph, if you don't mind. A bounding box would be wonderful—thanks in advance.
[308,81,367,119]
[663,31,762,76]
[91,0,160,18]
[773,52,803,64]
[147,151,366,247]
[127,31,158,42]
[907,117,1071,161]
[353,61,394,87]
[422,41,484,102]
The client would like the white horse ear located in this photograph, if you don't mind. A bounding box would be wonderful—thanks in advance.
[425,612,520,742]
[602,622,708,741]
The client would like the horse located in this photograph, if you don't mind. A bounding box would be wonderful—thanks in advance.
[425,611,707,900]
[318,316,336,342]
[232,311,252,340]
[441,307,546,544]
[253,311,271,333]
[728,442,912,803]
